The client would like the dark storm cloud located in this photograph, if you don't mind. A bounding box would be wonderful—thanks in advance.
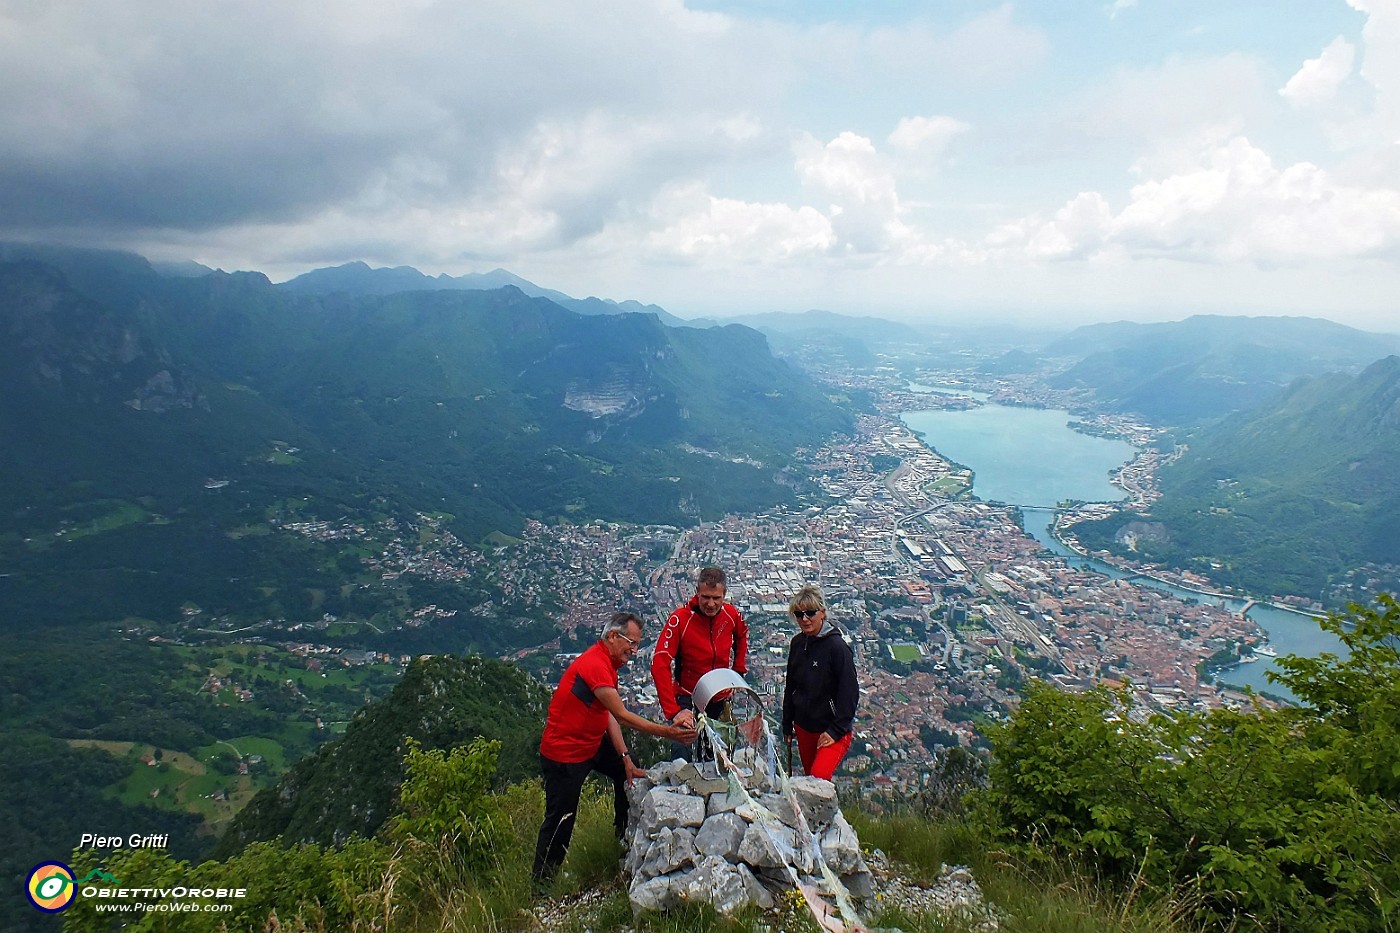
[0,0,783,242]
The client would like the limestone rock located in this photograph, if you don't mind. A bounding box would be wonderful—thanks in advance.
[757,792,800,829]
[641,786,705,830]
[694,811,746,861]
[790,776,839,827]
[738,820,803,871]
[841,868,876,900]
[819,811,862,873]
[629,874,680,913]
[675,761,731,795]
[683,855,776,915]
[646,760,685,785]
[638,825,697,880]
[707,789,744,817]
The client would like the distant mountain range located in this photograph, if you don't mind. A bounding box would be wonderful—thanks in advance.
[0,245,851,630]
[1071,355,1400,600]
[281,260,692,327]
[1042,314,1400,424]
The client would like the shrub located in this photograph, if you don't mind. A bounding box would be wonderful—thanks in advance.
[386,736,509,896]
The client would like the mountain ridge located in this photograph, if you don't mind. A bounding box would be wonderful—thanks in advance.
[0,252,851,631]
[1044,313,1400,424]
[280,259,690,327]
[1069,355,1400,599]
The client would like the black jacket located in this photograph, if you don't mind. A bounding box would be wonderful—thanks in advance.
[781,623,858,741]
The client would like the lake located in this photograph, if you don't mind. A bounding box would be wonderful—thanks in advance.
[901,405,1134,508]
[901,403,1344,697]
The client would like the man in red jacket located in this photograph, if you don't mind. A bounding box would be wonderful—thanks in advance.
[651,566,749,760]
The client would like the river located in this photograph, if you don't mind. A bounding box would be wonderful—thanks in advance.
[901,402,1345,699]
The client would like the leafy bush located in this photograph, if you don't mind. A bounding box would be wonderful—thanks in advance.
[387,736,508,895]
[62,837,396,932]
[972,596,1400,931]
[60,735,513,931]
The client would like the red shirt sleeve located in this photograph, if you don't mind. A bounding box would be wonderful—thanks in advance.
[651,609,686,719]
[731,607,749,675]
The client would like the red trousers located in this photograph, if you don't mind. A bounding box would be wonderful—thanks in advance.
[793,724,852,781]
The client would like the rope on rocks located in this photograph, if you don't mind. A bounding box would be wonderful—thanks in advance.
[697,712,874,933]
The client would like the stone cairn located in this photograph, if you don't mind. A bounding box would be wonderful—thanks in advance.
[623,716,876,930]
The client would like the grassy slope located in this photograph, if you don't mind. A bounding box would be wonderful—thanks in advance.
[385,788,1203,933]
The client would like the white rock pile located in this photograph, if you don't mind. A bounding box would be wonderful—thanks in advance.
[623,749,875,919]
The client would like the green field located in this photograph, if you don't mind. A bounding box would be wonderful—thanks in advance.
[927,476,970,496]
[60,642,408,830]
[888,642,924,662]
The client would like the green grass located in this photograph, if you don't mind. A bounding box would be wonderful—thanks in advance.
[850,812,1198,933]
[928,477,971,496]
[890,643,924,662]
[381,785,1203,933]
[66,501,149,538]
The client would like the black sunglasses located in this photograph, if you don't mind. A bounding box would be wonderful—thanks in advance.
[794,608,822,619]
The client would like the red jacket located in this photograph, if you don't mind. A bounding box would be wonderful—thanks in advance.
[652,600,748,719]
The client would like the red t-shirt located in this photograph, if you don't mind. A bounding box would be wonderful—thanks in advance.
[540,641,619,763]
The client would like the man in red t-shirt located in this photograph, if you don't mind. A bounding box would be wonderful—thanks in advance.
[651,566,749,759]
[532,612,695,887]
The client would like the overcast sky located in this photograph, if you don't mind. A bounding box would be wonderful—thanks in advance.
[3,0,1398,329]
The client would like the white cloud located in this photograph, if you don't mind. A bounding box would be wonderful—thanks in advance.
[0,0,789,241]
[796,132,916,254]
[1026,193,1116,260]
[995,136,1400,264]
[1039,54,1270,165]
[1347,0,1400,143]
[863,5,1048,86]
[888,116,971,156]
[644,184,834,263]
[4,0,1400,327]
[1280,37,1356,108]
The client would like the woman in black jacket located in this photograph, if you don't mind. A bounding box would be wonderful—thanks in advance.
[781,583,858,780]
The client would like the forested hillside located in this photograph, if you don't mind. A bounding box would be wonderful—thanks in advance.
[0,246,852,931]
[1044,314,1400,424]
[0,249,850,630]
[214,654,547,856]
[1070,355,1400,600]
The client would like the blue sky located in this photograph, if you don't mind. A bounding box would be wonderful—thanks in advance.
[1,1,1396,330]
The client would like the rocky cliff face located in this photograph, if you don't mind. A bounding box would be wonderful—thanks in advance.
[0,261,202,411]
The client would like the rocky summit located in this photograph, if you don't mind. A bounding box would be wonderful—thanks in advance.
[622,739,875,923]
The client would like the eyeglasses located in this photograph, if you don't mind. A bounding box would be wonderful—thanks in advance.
[794,608,822,619]
[614,630,639,647]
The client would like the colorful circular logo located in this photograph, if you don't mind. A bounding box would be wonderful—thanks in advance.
[27,862,77,913]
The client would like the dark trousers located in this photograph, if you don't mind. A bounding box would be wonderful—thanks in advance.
[532,738,627,881]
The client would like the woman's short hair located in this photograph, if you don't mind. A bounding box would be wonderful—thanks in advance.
[602,611,642,640]
[788,584,826,618]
